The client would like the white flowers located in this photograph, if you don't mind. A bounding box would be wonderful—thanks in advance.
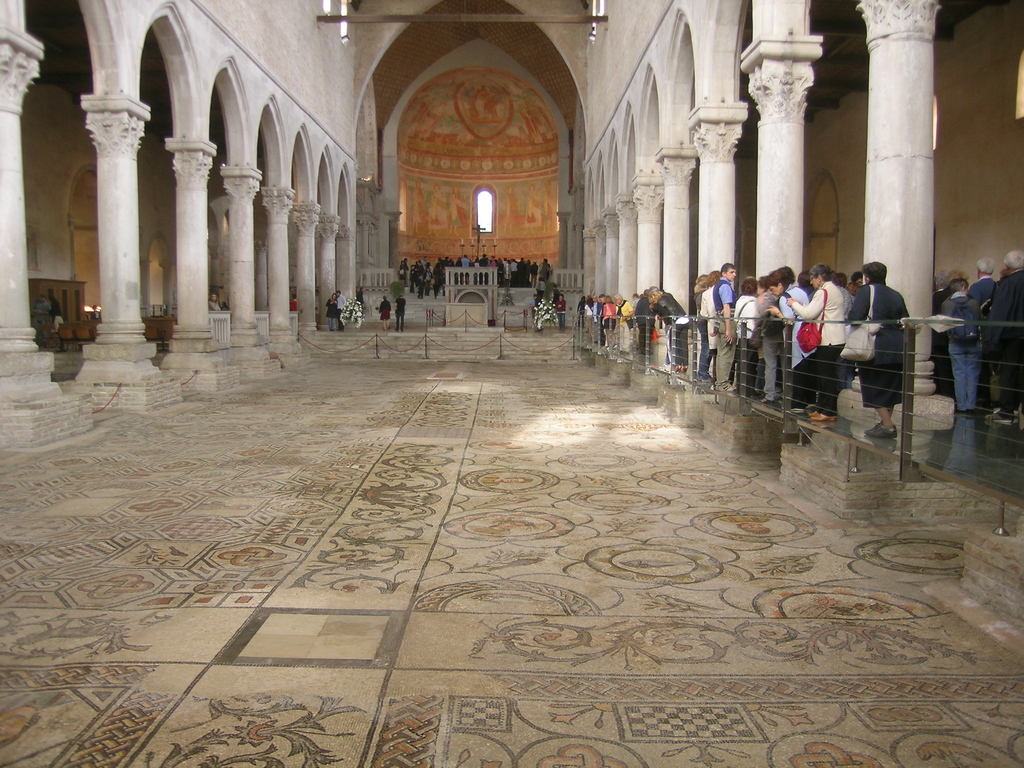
[340,298,364,328]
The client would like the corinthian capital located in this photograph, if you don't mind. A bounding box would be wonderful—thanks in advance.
[317,214,341,240]
[291,203,321,235]
[749,60,814,123]
[633,184,664,222]
[0,38,41,115]
[222,166,262,204]
[659,155,697,187]
[583,227,597,242]
[603,209,620,238]
[336,225,352,240]
[171,150,214,191]
[858,0,938,45]
[615,197,637,226]
[86,111,145,159]
[261,187,295,224]
[693,122,743,164]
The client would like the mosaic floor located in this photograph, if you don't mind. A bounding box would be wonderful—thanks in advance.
[2,360,1023,768]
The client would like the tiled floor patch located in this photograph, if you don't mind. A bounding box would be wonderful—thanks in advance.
[216,608,404,668]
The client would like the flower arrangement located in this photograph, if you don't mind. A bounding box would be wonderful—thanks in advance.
[535,298,558,328]
[340,298,364,328]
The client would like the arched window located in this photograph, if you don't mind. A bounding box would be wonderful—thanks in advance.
[475,187,495,233]
[1017,50,1024,119]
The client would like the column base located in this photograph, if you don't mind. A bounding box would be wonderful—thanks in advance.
[702,400,783,453]
[963,528,1024,629]
[61,377,183,413]
[230,342,281,381]
[0,350,63,402]
[0,394,92,449]
[76,341,160,384]
[780,431,999,521]
[628,366,661,402]
[608,359,631,386]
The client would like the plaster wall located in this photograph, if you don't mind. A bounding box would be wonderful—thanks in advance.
[803,93,869,276]
[933,0,1024,272]
[198,0,356,146]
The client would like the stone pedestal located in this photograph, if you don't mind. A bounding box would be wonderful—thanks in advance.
[72,339,183,411]
[163,337,240,392]
[702,401,783,453]
[594,353,611,376]
[963,529,1024,628]
[627,367,661,402]
[0,393,92,448]
[780,431,998,520]
[658,384,708,428]
[609,359,631,386]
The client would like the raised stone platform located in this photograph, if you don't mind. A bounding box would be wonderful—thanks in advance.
[702,400,783,453]
[0,395,93,448]
[963,530,1024,627]
[62,377,183,413]
[658,384,708,428]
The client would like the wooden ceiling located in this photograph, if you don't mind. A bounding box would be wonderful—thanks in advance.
[25,0,1007,163]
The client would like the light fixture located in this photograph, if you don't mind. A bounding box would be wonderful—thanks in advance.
[340,0,349,42]
[588,23,597,41]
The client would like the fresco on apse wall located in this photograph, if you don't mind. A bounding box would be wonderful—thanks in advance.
[397,67,560,262]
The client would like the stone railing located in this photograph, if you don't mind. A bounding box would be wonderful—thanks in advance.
[552,269,585,290]
[447,267,498,287]
[359,269,395,289]
[255,311,270,339]
[208,311,231,347]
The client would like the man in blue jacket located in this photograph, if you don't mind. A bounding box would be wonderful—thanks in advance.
[985,250,1024,424]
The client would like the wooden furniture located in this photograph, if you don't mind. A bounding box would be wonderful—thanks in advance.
[28,279,88,324]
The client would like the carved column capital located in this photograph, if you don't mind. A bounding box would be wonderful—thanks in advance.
[0,34,42,115]
[167,140,216,191]
[633,184,665,223]
[583,227,597,242]
[222,165,262,204]
[693,122,743,164]
[603,209,620,238]
[659,154,697,187]
[85,110,146,159]
[749,59,815,124]
[261,187,295,224]
[858,0,938,44]
[336,225,352,241]
[592,221,607,238]
[291,203,321,236]
[615,197,637,227]
[317,213,341,240]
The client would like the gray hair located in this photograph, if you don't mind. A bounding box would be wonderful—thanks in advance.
[1005,250,1024,271]
[808,263,833,281]
[933,270,951,290]
[976,257,995,275]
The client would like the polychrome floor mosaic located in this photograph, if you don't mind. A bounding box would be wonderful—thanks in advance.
[1,360,1023,767]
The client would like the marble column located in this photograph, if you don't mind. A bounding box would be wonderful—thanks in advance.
[0,29,56,395]
[633,178,664,294]
[165,139,216,344]
[603,208,620,294]
[316,213,340,330]
[615,195,638,296]
[582,226,597,296]
[742,39,821,277]
[336,225,354,298]
[221,165,264,351]
[658,147,697,300]
[592,220,607,294]
[291,202,320,335]
[78,95,162,383]
[261,187,296,347]
[254,239,268,312]
[859,0,936,323]
[557,211,570,268]
[690,105,747,276]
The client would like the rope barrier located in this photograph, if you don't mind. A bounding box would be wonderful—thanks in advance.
[298,334,378,353]
[91,384,122,414]
[376,337,427,354]
[501,335,574,353]
[426,336,500,352]
[181,370,200,386]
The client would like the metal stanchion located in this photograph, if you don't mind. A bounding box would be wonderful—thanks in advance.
[374,335,380,359]
[898,321,921,483]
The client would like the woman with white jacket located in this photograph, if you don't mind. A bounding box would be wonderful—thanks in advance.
[785,263,847,422]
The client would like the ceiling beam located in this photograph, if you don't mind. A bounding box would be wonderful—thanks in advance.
[317,14,608,24]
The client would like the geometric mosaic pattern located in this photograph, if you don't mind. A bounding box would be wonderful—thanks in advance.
[1,359,1022,768]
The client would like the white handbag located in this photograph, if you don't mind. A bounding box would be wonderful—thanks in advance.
[841,285,881,362]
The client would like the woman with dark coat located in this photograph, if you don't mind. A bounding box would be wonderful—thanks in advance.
[848,261,908,439]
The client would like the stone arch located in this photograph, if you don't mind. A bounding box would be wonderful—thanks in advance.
[77,0,129,96]
[805,170,840,269]
[145,5,202,139]
[624,114,637,188]
[667,12,696,144]
[595,158,605,219]
[639,67,662,171]
[68,165,100,308]
[290,127,316,203]
[608,133,619,206]
[316,151,336,214]
[212,61,252,167]
[257,99,288,187]
[338,163,352,221]
[695,0,748,104]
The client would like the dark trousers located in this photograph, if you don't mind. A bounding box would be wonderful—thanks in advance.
[395,313,405,332]
[809,344,844,416]
[997,338,1024,414]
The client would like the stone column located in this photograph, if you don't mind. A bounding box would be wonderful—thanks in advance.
[603,208,620,295]
[261,187,296,350]
[557,211,570,268]
[582,226,597,296]
[690,105,747,275]
[385,211,400,270]
[658,147,697,299]
[78,96,163,383]
[615,196,637,297]
[316,213,340,330]
[291,202,320,335]
[165,139,216,343]
[859,0,936,323]
[742,39,821,277]
[254,239,268,312]
[336,225,354,298]
[633,178,664,294]
[592,220,607,294]
[221,165,265,356]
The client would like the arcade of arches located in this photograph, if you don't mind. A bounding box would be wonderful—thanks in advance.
[2,0,1024,765]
